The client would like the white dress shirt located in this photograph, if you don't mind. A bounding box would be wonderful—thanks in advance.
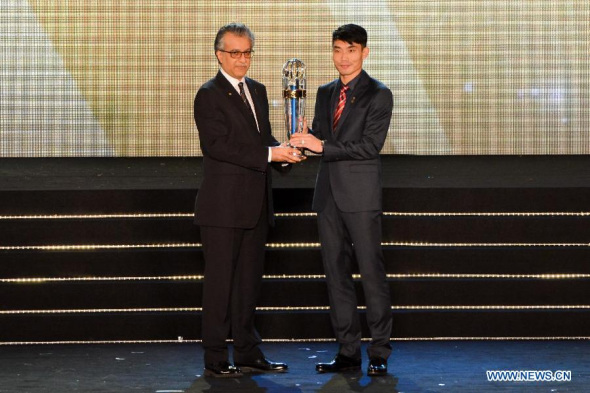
[219,68,272,162]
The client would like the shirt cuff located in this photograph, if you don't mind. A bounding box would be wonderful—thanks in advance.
[268,147,272,163]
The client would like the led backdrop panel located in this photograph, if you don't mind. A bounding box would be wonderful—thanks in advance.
[1,1,588,157]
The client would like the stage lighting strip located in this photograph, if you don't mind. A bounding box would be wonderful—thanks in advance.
[277,212,590,218]
[2,336,590,346]
[3,241,590,251]
[0,243,201,251]
[1,211,590,220]
[3,273,590,284]
[0,213,193,220]
[270,242,590,248]
[386,212,590,217]
[1,305,589,315]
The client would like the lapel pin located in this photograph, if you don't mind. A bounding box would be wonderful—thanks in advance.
[351,97,356,104]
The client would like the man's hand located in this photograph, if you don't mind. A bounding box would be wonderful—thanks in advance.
[270,146,306,163]
[288,117,323,154]
[289,135,323,155]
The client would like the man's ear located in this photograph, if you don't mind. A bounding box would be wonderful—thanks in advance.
[215,51,222,65]
[362,46,370,60]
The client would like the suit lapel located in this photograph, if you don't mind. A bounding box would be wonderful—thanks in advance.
[215,72,260,135]
[246,78,265,136]
[336,71,371,138]
[327,81,339,139]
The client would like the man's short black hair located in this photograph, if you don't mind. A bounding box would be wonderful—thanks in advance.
[332,24,367,47]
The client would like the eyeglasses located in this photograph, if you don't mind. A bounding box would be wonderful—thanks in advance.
[218,50,254,59]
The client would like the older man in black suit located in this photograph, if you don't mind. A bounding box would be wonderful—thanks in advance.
[194,23,304,378]
[290,24,393,377]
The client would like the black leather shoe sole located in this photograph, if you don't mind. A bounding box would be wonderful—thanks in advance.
[203,368,243,378]
[367,367,388,377]
[238,365,288,373]
[316,365,361,373]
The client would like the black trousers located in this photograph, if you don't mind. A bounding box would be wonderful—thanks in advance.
[317,188,392,360]
[200,200,268,366]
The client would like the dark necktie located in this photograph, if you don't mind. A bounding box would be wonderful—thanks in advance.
[333,85,349,130]
[238,82,255,118]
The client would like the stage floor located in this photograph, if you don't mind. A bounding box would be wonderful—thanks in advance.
[0,341,586,392]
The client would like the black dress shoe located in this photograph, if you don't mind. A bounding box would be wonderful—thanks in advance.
[367,357,388,376]
[234,357,288,373]
[204,361,243,378]
[316,354,361,373]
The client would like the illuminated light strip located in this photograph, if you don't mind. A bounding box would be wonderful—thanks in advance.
[386,212,590,217]
[263,337,590,342]
[0,308,202,315]
[0,213,193,220]
[2,242,590,251]
[2,212,589,220]
[3,273,590,284]
[265,273,590,280]
[387,273,590,280]
[0,243,316,251]
[1,336,589,346]
[4,273,590,284]
[258,305,590,311]
[390,305,590,310]
[366,337,590,341]
[274,212,317,217]
[0,276,205,283]
[0,340,205,346]
[0,243,201,251]
[0,213,316,220]
[266,242,321,248]
[269,242,590,248]
[2,305,589,315]
[383,242,590,248]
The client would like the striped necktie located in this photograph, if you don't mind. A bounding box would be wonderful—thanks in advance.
[238,82,255,117]
[333,85,349,130]
[238,82,259,132]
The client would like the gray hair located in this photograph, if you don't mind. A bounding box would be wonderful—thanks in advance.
[214,23,255,52]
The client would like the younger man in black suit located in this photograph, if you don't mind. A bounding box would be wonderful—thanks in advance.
[290,24,394,377]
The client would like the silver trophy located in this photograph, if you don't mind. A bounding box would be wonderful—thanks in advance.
[282,58,306,145]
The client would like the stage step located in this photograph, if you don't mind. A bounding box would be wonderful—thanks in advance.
[3,214,590,244]
[3,247,590,278]
[4,187,590,214]
[1,279,589,310]
[1,188,590,343]
[1,311,588,342]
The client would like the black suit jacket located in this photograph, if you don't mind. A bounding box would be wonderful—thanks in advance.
[311,70,393,213]
[194,71,281,228]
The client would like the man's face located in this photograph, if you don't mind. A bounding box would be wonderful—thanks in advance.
[216,32,252,80]
[332,39,369,84]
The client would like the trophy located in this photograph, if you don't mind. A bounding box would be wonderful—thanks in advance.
[282,58,306,145]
